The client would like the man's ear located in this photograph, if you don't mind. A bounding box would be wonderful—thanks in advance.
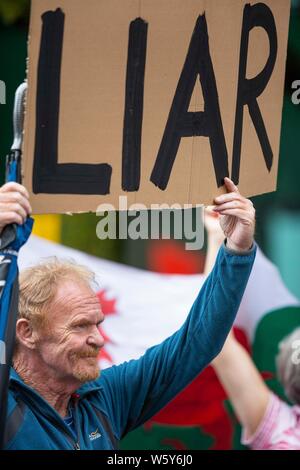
[15,318,39,349]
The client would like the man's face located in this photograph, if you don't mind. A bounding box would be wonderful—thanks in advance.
[36,279,105,384]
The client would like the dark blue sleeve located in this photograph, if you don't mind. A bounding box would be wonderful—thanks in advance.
[99,243,256,438]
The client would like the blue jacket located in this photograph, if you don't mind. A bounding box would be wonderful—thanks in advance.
[5,243,256,449]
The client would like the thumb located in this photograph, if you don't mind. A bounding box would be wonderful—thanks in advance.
[224,177,239,194]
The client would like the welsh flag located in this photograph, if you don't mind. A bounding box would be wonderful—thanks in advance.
[18,236,300,450]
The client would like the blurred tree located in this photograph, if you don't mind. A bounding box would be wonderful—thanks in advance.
[0,24,27,183]
[61,212,122,262]
[0,0,30,26]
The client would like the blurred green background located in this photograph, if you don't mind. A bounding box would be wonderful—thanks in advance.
[0,0,299,298]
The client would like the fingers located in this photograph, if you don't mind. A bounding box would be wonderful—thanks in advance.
[213,178,255,252]
[223,177,239,194]
[214,178,253,209]
[214,178,241,206]
[214,197,255,221]
[214,192,244,204]
[213,199,251,213]
[0,182,30,200]
[0,202,28,223]
[0,184,32,231]
[0,192,32,215]
[0,211,24,227]
[213,208,254,224]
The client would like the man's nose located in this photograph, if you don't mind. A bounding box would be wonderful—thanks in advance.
[87,327,105,348]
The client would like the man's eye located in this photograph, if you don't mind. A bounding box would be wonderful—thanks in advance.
[75,323,88,329]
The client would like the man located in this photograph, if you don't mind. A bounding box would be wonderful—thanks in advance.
[1,178,256,450]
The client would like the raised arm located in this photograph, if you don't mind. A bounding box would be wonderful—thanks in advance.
[212,331,271,437]
[99,178,257,439]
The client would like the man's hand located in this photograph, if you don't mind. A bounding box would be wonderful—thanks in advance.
[213,177,255,252]
[0,182,32,235]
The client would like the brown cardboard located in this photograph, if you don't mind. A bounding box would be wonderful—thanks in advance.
[23,0,290,214]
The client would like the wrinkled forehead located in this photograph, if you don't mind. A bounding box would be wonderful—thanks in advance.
[49,279,103,324]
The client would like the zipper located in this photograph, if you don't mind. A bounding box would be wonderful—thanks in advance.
[47,414,80,450]
[72,394,81,450]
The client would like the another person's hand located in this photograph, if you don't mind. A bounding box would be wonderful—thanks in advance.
[203,209,224,276]
[0,182,32,235]
[204,208,224,242]
[213,178,255,252]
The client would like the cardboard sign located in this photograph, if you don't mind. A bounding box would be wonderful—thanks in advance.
[23,0,290,214]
